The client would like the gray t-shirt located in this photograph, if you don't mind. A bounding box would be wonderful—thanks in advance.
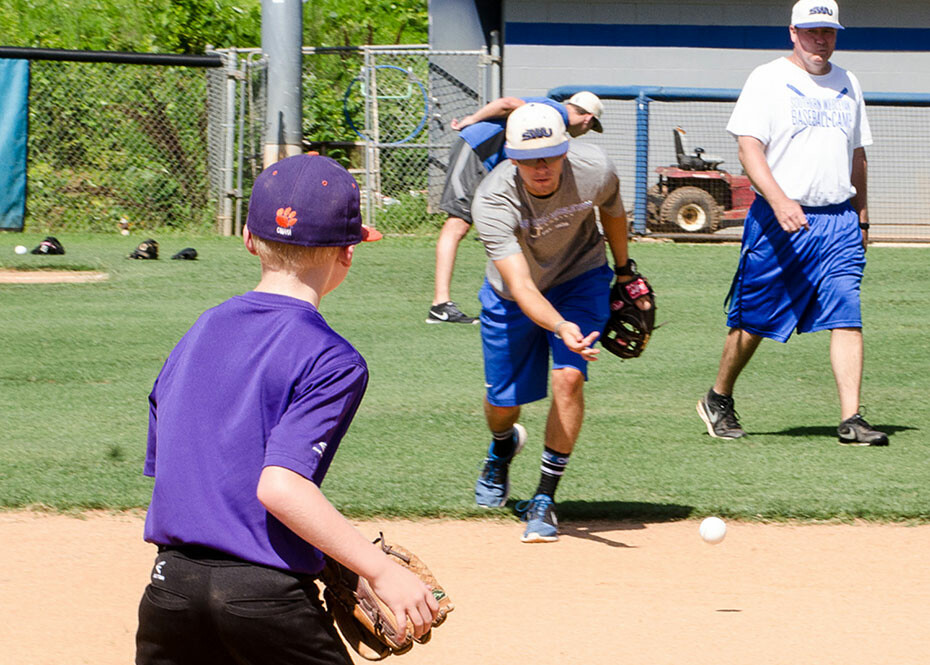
[471,142,623,300]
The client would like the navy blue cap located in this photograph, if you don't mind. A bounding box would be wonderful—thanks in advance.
[247,154,381,246]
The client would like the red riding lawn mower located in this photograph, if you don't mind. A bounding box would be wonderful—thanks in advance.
[646,128,755,234]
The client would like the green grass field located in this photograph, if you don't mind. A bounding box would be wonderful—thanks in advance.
[1,232,928,522]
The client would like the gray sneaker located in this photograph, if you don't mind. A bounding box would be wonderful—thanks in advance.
[426,301,478,324]
[518,494,559,543]
[838,414,889,446]
[696,389,746,439]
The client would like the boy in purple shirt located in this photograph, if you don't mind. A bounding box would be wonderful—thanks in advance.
[136,154,439,665]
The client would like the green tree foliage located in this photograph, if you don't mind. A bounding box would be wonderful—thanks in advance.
[162,0,263,53]
[0,0,258,52]
[304,0,427,47]
[0,0,428,232]
[0,0,166,51]
[0,0,426,53]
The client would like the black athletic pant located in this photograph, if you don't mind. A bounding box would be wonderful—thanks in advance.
[136,546,352,665]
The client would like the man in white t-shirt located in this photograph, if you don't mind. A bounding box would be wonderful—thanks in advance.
[696,0,889,446]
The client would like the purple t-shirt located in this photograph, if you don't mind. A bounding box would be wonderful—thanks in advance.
[143,291,369,575]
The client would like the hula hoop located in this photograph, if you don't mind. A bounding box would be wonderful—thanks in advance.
[343,65,429,145]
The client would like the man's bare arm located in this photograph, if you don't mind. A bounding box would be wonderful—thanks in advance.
[451,97,526,131]
[737,135,808,233]
[850,147,869,250]
[493,253,600,360]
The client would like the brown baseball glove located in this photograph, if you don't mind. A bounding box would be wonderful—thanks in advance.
[321,533,454,660]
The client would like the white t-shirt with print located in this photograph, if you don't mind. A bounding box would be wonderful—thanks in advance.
[727,57,871,207]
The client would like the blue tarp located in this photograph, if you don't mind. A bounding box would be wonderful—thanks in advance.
[0,59,29,230]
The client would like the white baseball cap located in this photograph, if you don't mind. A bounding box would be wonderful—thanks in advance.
[567,91,604,133]
[504,103,570,161]
[791,0,844,29]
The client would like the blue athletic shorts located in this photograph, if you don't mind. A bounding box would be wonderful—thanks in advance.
[726,197,865,343]
[480,263,613,407]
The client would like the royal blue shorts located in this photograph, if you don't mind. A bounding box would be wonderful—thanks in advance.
[479,263,613,407]
[726,197,865,343]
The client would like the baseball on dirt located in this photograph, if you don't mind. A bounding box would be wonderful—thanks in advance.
[699,516,727,545]
[14,244,27,254]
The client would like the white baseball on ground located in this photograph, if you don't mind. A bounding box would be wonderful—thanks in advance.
[699,516,727,544]
[14,245,27,254]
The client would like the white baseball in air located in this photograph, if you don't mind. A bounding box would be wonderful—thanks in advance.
[699,516,727,545]
[14,245,27,254]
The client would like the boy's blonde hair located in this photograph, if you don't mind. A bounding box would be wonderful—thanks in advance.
[250,231,341,271]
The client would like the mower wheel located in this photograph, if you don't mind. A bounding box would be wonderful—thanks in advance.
[645,184,664,228]
[658,186,722,233]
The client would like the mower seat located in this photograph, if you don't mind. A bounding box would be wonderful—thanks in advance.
[673,128,724,171]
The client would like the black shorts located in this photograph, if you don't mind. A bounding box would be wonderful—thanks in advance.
[439,133,504,223]
[136,546,352,665]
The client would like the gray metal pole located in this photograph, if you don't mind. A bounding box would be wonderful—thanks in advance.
[234,56,248,236]
[261,0,303,167]
[489,30,501,102]
[220,49,238,236]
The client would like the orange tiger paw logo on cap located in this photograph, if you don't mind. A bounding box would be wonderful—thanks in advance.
[276,207,297,228]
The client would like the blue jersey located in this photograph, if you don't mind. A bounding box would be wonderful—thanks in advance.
[459,97,568,172]
[143,291,369,575]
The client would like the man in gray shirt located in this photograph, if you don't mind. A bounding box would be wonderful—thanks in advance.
[471,102,650,542]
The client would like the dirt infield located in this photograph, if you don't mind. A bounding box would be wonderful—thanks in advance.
[0,269,109,283]
[1,511,927,665]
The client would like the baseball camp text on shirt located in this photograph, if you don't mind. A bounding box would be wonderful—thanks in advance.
[789,86,854,135]
[519,200,594,239]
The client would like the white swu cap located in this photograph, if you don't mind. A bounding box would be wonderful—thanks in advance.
[504,103,570,161]
[791,0,844,30]
[567,91,604,133]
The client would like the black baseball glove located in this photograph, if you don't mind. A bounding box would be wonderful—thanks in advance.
[129,238,159,260]
[31,236,65,255]
[601,260,655,359]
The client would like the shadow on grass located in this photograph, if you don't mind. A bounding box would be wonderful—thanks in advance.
[503,499,694,548]
[752,424,919,438]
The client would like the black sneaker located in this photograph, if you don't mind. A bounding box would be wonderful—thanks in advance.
[696,389,746,439]
[838,414,889,446]
[426,301,478,324]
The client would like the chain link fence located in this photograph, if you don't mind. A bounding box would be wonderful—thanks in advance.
[13,46,490,239]
[22,55,221,234]
[218,46,490,238]
[559,90,930,243]
[10,49,930,243]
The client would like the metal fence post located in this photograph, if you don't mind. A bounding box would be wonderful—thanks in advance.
[488,30,501,101]
[633,92,650,235]
[363,48,375,228]
[234,55,248,236]
[219,49,238,236]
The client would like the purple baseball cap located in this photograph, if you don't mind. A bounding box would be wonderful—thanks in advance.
[246,154,382,246]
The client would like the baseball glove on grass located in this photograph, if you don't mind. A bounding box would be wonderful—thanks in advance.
[128,238,159,260]
[321,533,454,660]
[602,261,656,359]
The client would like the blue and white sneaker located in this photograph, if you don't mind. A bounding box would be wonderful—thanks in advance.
[474,423,527,508]
[518,494,559,543]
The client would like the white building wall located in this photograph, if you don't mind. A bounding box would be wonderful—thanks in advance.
[502,0,930,97]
